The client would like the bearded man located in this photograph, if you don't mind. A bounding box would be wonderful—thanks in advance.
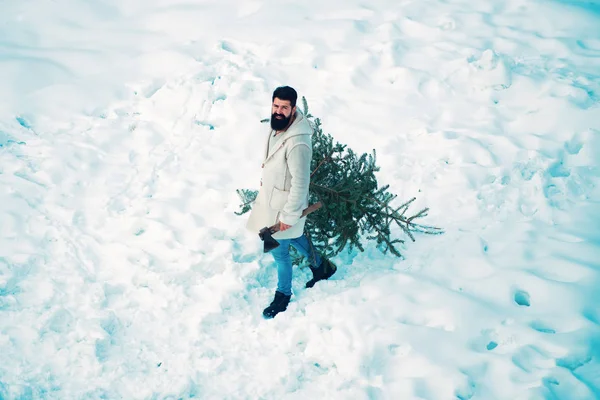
[246,86,337,319]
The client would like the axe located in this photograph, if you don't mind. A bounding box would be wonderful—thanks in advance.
[258,202,323,253]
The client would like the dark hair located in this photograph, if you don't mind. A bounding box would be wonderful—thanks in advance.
[272,86,297,107]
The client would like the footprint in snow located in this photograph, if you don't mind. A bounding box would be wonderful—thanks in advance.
[564,134,584,155]
[470,327,517,353]
[530,320,556,334]
[514,290,531,307]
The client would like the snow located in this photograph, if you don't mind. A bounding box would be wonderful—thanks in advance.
[1,0,600,398]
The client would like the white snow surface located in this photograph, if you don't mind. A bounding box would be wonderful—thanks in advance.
[1,0,600,399]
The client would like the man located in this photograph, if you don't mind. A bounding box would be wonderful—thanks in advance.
[246,86,337,319]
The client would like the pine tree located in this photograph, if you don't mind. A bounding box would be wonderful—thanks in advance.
[236,97,442,264]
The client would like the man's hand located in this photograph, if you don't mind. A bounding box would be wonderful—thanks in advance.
[279,221,292,232]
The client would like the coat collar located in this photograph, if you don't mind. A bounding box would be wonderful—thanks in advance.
[262,110,311,162]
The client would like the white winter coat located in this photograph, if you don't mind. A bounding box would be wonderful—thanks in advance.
[246,109,313,240]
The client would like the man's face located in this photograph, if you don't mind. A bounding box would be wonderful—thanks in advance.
[271,98,295,131]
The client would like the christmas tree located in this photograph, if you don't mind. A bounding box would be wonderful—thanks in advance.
[236,97,442,264]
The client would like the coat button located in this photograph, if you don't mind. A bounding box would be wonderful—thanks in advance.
[261,163,264,168]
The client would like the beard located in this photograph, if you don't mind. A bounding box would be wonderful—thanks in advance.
[270,112,292,131]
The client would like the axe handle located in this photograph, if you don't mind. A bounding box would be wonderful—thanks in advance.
[269,201,323,233]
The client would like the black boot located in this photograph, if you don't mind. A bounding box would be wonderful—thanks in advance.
[262,291,291,319]
[305,258,337,288]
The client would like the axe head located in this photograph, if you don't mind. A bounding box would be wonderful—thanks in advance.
[259,227,280,253]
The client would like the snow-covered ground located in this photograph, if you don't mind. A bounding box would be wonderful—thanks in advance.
[1,0,600,398]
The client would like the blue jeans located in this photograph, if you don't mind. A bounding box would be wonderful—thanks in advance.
[270,233,322,296]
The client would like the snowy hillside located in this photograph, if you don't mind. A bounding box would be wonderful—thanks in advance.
[1,0,599,398]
